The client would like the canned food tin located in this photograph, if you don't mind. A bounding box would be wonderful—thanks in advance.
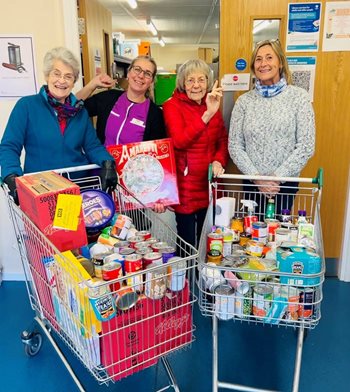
[215,284,235,320]
[235,282,252,318]
[207,249,222,264]
[201,262,226,292]
[207,233,224,253]
[275,228,290,244]
[244,215,258,235]
[128,235,146,248]
[102,261,123,291]
[144,265,167,299]
[115,286,138,310]
[143,251,163,268]
[136,230,151,240]
[239,233,251,247]
[160,246,177,264]
[118,247,135,256]
[113,241,130,253]
[88,279,116,321]
[167,256,187,291]
[289,225,298,242]
[124,254,143,292]
[145,237,158,245]
[253,284,273,317]
[110,214,132,240]
[92,252,112,278]
[251,221,267,240]
[298,288,315,319]
[151,241,169,252]
[135,247,153,256]
[134,241,150,250]
[265,219,280,242]
[230,217,244,233]
[246,240,264,257]
[104,252,125,274]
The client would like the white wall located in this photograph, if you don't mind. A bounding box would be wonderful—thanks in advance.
[151,44,219,72]
[0,0,79,280]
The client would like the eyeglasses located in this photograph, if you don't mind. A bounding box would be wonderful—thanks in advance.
[185,77,207,87]
[130,65,154,79]
[255,38,281,48]
[50,69,75,83]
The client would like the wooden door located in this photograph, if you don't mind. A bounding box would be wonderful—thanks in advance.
[220,0,350,266]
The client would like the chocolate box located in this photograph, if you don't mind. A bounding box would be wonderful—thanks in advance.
[107,138,179,208]
[16,171,87,252]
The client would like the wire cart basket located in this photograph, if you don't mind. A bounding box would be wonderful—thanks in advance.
[2,165,198,392]
[197,169,325,392]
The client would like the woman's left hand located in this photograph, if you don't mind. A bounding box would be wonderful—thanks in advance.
[153,202,167,214]
[254,180,280,197]
[205,80,223,115]
[212,160,225,177]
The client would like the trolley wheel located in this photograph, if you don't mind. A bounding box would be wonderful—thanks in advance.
[22,331,43,357]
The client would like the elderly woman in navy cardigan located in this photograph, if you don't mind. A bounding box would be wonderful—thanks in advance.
[0,47,117,200]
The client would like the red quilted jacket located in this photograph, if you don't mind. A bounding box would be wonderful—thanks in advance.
[163,90,228,214]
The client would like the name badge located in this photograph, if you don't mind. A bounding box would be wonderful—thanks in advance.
[130,118,145,127]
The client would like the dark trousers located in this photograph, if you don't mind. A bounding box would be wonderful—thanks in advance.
[243,180,299,219]
[175,208,207,249]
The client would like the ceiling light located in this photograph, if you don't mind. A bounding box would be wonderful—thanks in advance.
[127,0,137,9]
[147,19,158,36]
[158,37,165,47]
[253,20,272,34]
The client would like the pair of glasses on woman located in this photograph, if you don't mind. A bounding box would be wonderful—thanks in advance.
[130,65,154,79]
[50,70,75,83]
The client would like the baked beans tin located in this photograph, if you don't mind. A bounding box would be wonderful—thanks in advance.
[166,256,186,291]
[102,261,123,292]
[207,232,224,253]
[253,284,273,317]
[160,246,176,264]
[88,279,116,321]
[230,217,244,233]
[214,284,235,320]
[136,230,151,240]
[124,254,143,292]
[143,251,163,268]
[144,265,167,299]
[128,235,146,248]
[115,286,138,311]
[151,241,169,252]
[207,249,222,265]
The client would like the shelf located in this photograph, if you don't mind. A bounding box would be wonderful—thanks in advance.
[114,55,132,65]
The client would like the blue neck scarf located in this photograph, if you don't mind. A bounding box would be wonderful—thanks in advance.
[255,77,287,98]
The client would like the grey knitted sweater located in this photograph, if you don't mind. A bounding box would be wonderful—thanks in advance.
[228,85,315,177]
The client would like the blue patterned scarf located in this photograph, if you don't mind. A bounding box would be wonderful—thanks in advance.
[255,77,287,98]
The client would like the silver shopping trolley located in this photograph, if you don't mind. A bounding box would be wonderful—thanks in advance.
[2,165,198,392]
[197,168,325,392]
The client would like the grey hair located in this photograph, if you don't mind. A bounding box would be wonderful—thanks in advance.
[43,47,80,81]
[176,59,214,92]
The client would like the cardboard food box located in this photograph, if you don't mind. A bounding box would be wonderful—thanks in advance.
[277,245,321,286]
[100,296,157,381]
[16,171,87,252]
[153,281,193,356]
[107,138,179,208]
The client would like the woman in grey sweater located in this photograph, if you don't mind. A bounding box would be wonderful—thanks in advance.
[228,39,315,215]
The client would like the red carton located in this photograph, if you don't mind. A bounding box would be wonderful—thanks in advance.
[153,281,193,356]
[16,171,87,252]
[100,296,158,381]
[107,138,179,208]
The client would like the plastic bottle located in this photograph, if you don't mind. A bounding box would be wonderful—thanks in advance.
[240,200,258,235]
[297,210,308,224]
[265,198,275,220]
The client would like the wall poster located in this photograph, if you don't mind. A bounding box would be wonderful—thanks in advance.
[286,3,322,52]
[322,1,350,51]
[0,35,38,99]
[287,56,316,102]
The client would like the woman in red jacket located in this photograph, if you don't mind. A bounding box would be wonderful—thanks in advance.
[163,59,228,248]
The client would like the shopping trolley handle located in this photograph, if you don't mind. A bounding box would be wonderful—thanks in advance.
[25,164,100,176]
[209,164,324,189]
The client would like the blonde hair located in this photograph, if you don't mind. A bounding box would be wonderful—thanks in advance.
[250,40,292,85]
[176,59,214,92]
[43,47,80,82]
[127,55,158,79]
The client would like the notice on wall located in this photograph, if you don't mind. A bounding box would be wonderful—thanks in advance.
[221,73,250,91]
[322,1,350,51]
[0,35,38,99]
[287,56,316,102]
[94,49,102,76]
[286,3,322,52]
